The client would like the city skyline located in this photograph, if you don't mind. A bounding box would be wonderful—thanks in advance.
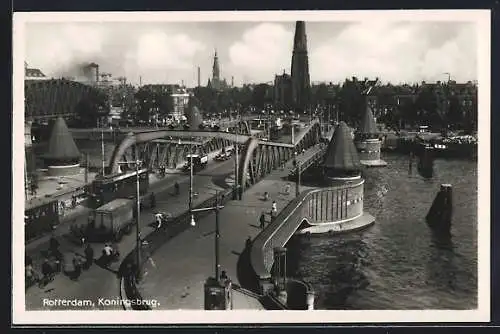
[24,20,477,87]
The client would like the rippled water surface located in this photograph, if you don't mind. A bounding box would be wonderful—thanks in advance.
[286,153,478,310]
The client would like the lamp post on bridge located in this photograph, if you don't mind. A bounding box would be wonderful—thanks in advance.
[293,151,301,197]
[117,158,143,275]
[190,191,224,282]
[234,108,240,200]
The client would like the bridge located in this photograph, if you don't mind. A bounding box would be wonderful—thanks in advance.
[108,119,322,189]
[25,79,106,121]
[69,117,256,141]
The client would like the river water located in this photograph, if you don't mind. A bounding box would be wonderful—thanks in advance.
[286,153,478,309]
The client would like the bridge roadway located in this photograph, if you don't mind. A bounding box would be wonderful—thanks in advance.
[25,156,239,310]
[136,145,324,309]
[108,119,320,174]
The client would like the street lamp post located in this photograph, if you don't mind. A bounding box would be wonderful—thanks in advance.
[188,141,194,213]
[117,158,142,274]
[294,152,301,197]
[234,109,240,200]
[190,191,224,281]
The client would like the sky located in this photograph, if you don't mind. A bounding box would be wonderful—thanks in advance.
[24,20,478,86]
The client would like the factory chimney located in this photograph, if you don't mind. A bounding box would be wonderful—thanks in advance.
[197,66,201,87]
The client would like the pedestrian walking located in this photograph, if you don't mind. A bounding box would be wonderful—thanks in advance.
[271,201,277,215]
[284,183,291,195]
[259,213,266,229]
[263,191,270,201]
[271,201,278,222]
[155,212,164,229]
[41,258,54,285]
[245,236,252,249]
[84,243,94,270]
[49,235,60,253]
[174,182,180,196]
[71,255,82,281]
[150,192,156,209]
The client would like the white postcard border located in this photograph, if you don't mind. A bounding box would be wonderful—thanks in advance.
[12,9,491,324]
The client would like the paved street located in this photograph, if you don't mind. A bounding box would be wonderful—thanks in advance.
[137,146,322,309]
[25,155,237,310]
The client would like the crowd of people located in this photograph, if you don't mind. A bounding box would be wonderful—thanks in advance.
[25,233,123,290]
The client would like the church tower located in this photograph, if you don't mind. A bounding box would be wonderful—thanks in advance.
[211,49,221,90]
[291,21,311,111]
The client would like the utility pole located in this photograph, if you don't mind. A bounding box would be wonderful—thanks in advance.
[234,109,239,200]
[294,152,301,197]
[101,127,105,176]
[84,153,89,184]
[118,158,142,275]
[189,142,194,213]
[190,191,224,281]
[24,155,29,201]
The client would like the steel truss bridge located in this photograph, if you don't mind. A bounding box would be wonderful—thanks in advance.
[109,119,323,192]
[25,79,106,121]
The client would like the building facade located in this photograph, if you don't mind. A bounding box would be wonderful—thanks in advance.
[274,71,293,110]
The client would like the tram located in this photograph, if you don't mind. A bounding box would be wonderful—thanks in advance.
[89,168,150,208]
[25,199,60,242]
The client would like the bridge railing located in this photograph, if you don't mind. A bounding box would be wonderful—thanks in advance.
[250,182,356,285]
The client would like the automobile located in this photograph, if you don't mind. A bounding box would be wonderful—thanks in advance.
[214,148,233,161]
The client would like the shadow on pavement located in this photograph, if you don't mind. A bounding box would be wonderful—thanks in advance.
[235,243,260,295]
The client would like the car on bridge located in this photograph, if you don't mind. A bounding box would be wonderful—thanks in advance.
[214,148,234,161]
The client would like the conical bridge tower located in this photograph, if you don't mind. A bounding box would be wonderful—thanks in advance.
[354,105,387,167]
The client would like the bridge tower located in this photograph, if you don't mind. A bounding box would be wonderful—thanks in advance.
[186,105,203,130]
[296,121,375,234]
[323,121,362,181]
[43,117,81,176]
[354,105,387,167]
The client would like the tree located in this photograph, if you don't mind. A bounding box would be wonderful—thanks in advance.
[193,87,217,113]
[252,84,272,109]
[74,90,108,127]
[336,78,365,126]
[28,173,39,196]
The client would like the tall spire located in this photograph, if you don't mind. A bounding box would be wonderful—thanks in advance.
[291,21,311,111]
[212,48,220,81]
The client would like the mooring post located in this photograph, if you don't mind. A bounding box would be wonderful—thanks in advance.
[426,184,453,235]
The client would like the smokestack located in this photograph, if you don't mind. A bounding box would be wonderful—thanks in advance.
[197,67,201,87]
[231,76,234,87]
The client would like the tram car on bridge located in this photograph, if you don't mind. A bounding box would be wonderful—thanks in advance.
[89,168,150,209]
[25,199,60,242]
[183,154,208,173]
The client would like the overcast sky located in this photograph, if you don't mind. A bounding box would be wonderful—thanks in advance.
[24,20,477,86]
